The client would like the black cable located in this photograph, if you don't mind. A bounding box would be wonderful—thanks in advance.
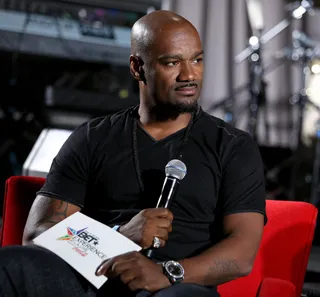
[131,106,198,194]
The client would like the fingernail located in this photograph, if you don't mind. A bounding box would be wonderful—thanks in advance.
[96,264,105,276]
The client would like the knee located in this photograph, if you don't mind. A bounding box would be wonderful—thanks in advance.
[152,284,217,297]
[0,245,61,268]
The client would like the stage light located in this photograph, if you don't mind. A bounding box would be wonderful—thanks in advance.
[302,60,320,146]
[311,63,320,74]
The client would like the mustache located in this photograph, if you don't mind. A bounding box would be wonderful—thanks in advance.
[174,82,198,90]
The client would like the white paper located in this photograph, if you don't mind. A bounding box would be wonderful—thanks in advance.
[33,212,141,289]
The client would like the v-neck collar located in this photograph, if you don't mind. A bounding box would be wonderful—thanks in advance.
[137,123,187,143]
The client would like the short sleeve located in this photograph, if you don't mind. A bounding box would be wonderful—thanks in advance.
[219,133,267,223]
[37,122,90,207]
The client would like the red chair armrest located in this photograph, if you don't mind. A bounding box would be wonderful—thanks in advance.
[0,176,45,246]
[257,277,296,297]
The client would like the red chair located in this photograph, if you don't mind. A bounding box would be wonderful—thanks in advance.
[1,176,318,297]
[1,176,46,246]
[217,198,317,297]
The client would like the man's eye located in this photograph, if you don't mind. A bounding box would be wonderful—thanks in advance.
[166,61,179,66]
[193,58,203,64]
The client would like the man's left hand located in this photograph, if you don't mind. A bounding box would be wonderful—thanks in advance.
[96,251,171,292]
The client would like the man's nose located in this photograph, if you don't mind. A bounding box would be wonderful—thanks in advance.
[177,63,196,82]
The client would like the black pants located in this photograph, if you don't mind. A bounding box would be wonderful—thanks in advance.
[0,246,219,297]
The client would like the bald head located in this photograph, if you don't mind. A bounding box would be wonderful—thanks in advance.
[129,10,203,116]
[131,10,199,58]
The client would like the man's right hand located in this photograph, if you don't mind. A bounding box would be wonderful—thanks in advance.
[119,208,173,249]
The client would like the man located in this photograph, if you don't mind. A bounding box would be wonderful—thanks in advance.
[0,10,266,297]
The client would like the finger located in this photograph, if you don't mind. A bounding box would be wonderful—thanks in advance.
[153,218,172,229]
[96,258,113,276]
[127,277,145,292]
[155,208,174,222]
[154,227,169,241]
[119,269,137,285]
[145,208,173,221]
[156,237,166,248]
[108,258,136,278]
[150,236,166,248]
[96,251,140,276]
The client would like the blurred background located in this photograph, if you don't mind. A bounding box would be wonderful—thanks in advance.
[0,0,320,294]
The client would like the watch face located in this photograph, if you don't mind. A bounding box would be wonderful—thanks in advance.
[165,261,184,279]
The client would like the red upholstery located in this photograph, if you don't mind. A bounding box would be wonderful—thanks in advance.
[0,176,318,297]
[256,277,296,297]
[218,197,318,297]
[0,176,46,247]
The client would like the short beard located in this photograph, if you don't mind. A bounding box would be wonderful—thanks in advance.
[148,101,198,122]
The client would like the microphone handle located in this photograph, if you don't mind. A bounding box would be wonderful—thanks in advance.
[145,176,180,258]
[156,176,180,208]
[145,249,153,258]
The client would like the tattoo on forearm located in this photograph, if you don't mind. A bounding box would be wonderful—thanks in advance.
[38,198,69,225]
[213,258,240,273]
[205,258,241,283]
[23,196,73,244]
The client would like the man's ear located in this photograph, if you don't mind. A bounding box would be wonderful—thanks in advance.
[129,55,145,82]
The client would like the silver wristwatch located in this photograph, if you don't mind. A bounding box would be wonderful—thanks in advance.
[162,260,185,284]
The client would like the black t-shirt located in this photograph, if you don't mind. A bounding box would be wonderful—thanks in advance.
[39,106,266,261]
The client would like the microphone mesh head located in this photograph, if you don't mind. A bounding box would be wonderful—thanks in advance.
[165,159,187,180]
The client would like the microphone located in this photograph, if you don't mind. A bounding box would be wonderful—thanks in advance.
[146,159,187,258]
[156,159,187,208]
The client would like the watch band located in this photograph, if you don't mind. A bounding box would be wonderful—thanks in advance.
[112,225,121,232]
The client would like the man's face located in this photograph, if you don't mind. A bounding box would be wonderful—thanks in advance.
[141,25,203,112]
